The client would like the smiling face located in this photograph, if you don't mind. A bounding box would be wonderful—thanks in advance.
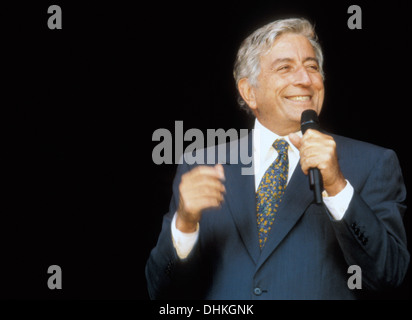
[238,33,325,135]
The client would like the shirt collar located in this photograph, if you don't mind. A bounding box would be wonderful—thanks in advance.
[253,118,301,156]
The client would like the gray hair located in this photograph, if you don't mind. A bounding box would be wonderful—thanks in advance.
[233,18,324,113]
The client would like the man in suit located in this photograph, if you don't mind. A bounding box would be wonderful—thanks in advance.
[145,18,409,299]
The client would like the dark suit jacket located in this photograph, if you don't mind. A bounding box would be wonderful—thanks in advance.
[146,132,409,300]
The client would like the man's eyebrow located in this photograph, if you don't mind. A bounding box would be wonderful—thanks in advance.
[271,58,293,67]
[271,57,319,67]
[303,57,319,64]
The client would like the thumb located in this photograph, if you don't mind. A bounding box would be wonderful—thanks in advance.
[288,132,302,150]
[214,164,225,181]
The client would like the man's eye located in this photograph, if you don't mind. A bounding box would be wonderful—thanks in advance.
[277,65,291,72]
[307,64,319,71]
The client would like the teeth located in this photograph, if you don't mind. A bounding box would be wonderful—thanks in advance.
[288,96,310,101]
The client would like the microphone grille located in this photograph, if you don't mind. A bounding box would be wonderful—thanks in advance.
[301,109,320,133]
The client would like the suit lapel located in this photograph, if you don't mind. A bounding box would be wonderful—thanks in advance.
[224,132,260,264]
[256,162,314,270]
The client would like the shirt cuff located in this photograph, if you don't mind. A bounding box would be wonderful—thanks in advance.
[322,180,354,220]
[171,212,199,259]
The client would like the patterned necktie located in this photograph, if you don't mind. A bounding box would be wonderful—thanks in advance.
[256,139,289,249]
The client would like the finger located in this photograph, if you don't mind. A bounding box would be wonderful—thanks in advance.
[302,128,321,138]
[186,175,226,193]
[214,164,225,181]
[299,151,323,175]
[196,197,223,210]
[300,151,335,176]
[189,186,225,201]
[180,177,225,200]
[300,138,336,163]
[301,129,334,146]
[299,134,332,157]
[299,145,322,161]
[300,160,309,175]
[300,155,318,173]
[288,132,302,150]
[185,196,224,213]
[190,165,225,181]
[181,167,224,189]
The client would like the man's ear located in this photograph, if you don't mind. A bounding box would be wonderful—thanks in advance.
[237,78,257,111]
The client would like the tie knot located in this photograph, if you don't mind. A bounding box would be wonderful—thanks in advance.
[273,139,289,154]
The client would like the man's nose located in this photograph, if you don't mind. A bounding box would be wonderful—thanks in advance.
[293,67,312,86]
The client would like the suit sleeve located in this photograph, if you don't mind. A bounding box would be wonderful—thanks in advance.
[145,162,206,300]
[330,148,409,290]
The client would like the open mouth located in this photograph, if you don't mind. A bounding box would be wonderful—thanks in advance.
[285,95,312,102]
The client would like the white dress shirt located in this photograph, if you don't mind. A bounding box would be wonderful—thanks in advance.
[172,119,354,258]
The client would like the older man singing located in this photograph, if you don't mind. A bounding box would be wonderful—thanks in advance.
[146,18,409,300]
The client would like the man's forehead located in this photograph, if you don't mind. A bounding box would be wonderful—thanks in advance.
[263,34,317,63]
[270,34,314,52]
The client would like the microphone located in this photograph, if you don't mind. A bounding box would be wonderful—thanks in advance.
[300,110,323,204]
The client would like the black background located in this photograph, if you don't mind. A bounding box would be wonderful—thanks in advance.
[1,0,411,301]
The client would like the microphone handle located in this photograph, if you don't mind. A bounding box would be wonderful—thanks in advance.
[309,168,323,204]
[301,110,323,204]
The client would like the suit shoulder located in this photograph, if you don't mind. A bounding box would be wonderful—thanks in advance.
[331,133,401,177]
[331,134,392,155]
[331,134,404,193]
